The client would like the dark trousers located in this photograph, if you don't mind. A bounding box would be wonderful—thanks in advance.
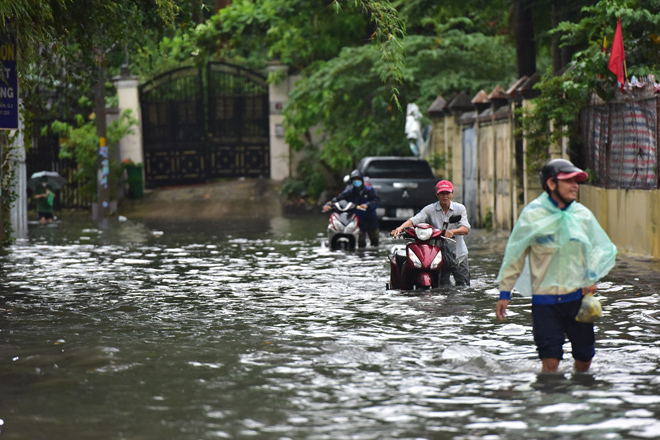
[440,258,470,286]
[358,228,379,247]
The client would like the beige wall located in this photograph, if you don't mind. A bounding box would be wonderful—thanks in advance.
[580,185,660,259]
[428,98,658,259]
[447,115,463,202]
[478,122,495,225]
[520,100,543,210]
[431,114,463,202]
[473,118,515,230]
[494,122,511,229]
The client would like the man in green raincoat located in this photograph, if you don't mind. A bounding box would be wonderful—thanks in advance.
[495,159,617,373]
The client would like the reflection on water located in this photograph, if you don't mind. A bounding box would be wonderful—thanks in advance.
[1,215,660,439]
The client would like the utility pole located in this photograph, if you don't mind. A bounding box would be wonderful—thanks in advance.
[0,132,4,247]
[0,29,19,246]
[94,59,110,219]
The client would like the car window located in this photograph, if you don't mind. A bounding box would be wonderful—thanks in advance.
[363,160,435,179]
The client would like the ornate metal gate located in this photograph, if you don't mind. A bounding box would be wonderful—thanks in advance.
[207,63,269,178]
[140,63,269,187]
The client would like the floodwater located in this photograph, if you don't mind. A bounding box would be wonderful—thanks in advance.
[1,214,660,440]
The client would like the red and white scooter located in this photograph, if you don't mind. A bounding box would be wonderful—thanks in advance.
[326,200,364,250]
[386,214,461,290]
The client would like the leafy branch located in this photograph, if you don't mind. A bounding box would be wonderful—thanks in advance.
[49,107,137,200]
[521,0,660,171]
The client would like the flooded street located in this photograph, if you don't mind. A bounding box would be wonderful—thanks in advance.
[1,214,660,439]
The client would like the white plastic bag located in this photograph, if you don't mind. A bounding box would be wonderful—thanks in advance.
[575,294,603,323]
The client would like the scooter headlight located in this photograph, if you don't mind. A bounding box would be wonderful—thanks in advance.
[415,226,433,241]
[430,251,443,269]
[344,218,359,233]
[407,247,422,268]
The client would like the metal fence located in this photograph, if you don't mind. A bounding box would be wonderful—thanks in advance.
[26,119,91,210]
[581,94,660,189]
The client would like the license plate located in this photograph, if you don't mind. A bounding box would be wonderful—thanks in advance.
[395,208,414,218]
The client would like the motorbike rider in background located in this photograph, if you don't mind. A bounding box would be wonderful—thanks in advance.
[391,180,471,286]
[323,169,381,247]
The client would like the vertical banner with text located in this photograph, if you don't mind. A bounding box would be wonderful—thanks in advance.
[0,31,18,130]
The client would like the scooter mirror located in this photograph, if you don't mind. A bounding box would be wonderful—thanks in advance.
[448,214,462,223]
[343,175,350,184]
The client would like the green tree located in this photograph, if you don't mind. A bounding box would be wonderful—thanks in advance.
[146,0,409,199]
[281,14,516,198]
[49,108,138,201]
[0,1,181,243]
[523,0,660,172]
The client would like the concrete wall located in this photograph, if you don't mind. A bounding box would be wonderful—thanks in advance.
[493,121,513,230]
[478,121,495,226]
[430,96,659,259]
[580,185,660,259]
[429,116,446,175]
[520,100,543,210]
[440,102,555,232]
[429,114,463,202]
[447,115,463,202]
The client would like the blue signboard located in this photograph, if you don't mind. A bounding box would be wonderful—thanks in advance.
[0,31,18,130]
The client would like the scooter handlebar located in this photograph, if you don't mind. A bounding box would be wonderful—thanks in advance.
[391,226,412,239]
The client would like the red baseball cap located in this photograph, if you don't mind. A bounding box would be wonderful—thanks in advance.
[436,180,453,193]
[556,171,588,182]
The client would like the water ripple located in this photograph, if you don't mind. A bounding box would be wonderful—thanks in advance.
[0,218,659,439]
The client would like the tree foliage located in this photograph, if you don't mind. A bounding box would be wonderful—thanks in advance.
[50,107,137,200]
[9,0,645,207]
[0,1,179,243]
[523,0,660,171]
[281,12,516,198]
[0,1,180,138]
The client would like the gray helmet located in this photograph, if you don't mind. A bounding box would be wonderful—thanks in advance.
[350,169,363,181]
[540,159,587,190]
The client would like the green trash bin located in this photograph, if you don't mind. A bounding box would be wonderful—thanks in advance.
[126,165,144,198]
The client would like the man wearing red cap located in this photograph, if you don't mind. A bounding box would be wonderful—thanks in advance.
[495,158,617,373]
[391,179,471,286]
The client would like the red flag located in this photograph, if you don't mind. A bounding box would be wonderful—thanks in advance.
[608,18,626,89]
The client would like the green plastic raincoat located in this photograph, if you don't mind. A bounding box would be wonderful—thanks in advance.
[498,192,617,298]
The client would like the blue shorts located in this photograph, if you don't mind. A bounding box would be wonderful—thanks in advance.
[531,298,595,362]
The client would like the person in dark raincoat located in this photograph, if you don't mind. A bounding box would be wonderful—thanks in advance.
[323,169,381,247]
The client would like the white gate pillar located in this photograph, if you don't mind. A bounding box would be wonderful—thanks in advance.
[267,62,293,181]
[113,67,143,165]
